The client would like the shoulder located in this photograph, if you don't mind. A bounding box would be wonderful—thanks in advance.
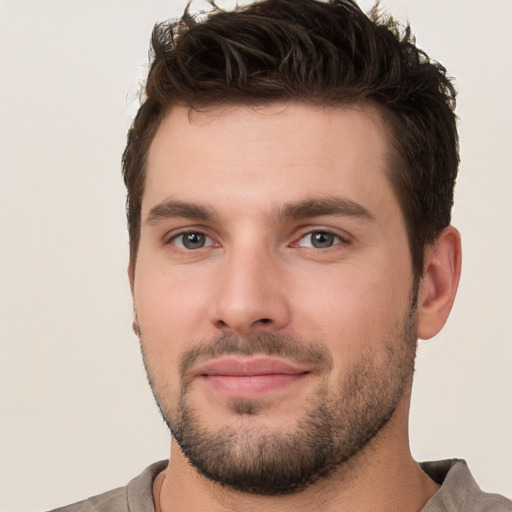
[46,460,168,512]
[421,459,512,512]
[47,486,126,512]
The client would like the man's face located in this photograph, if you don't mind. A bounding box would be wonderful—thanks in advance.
[132,103,418,494]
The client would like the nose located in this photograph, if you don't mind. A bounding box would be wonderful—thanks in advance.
[209,244,291,336]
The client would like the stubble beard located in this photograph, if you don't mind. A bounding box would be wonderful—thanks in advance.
[141,307,418,496]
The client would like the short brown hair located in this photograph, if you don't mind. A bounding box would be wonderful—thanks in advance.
[122,0,458,279]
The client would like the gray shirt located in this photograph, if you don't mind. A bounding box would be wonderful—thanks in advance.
[49,459,511,511]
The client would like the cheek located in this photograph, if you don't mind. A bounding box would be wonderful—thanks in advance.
[293,258,412,361]
[133,264,211,361]
[134,270,205,404]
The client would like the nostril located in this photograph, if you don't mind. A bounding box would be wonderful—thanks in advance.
[259,318,271,324]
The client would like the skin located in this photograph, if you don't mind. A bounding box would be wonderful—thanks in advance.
[130,102,461,511]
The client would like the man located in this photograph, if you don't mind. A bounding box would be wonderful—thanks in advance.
[51,0,511,510]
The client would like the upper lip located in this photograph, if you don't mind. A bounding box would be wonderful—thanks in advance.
[193,357,310,377]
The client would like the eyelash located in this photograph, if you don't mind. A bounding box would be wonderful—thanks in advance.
[166,228,350,253]
[167,230,217,251]
[292,229,350,250]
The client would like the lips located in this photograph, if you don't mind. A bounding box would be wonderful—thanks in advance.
[193,357,310,399]
[195,357,310,377]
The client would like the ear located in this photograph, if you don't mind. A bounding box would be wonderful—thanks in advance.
[127,264,140,337]
[128,263,135,296]
[417,226,462,340]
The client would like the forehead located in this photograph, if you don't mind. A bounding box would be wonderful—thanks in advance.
[143,102,398,221]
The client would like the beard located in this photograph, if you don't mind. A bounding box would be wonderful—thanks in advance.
[140,306,417,496]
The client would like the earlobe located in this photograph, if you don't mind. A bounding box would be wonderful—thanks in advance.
[132,311,141,337]
[417,226,462,340]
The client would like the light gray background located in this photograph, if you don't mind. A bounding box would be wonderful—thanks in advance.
[0,1,511,511]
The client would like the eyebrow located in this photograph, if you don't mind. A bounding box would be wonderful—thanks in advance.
[274,197,376,223]
[145,196,375,226]
[145,199,215,225]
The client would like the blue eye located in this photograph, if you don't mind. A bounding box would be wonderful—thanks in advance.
[298,231,341,249]
[172,232,213,250]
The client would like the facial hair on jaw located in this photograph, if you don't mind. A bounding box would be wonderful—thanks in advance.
[140,310,418,496]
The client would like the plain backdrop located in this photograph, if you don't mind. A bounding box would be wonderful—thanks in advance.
[0,1,511,511]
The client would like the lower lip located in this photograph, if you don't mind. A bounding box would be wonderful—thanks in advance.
[201,373,309,399]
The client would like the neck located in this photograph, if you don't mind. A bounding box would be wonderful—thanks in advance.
[157,399,439,512]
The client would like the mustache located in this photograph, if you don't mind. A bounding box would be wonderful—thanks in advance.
[179,332,333,381]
